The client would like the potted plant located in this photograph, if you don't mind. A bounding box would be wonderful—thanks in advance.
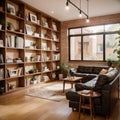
[0,19,4,30]
[106,58,113,67]
[59,63,68,80]
[30,77,37,84]
[113,30,120,67]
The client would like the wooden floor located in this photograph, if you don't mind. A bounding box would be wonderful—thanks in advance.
[0,81,120,120]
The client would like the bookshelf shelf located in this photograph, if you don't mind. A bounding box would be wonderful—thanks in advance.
[0,0,61,94]
[6,30,24,35]
[6,13,24,21]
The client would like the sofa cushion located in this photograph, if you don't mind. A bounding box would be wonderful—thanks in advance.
[94,68,118,90]
[94,75,109,90]
[105,68,118,82]
[92,66,108,74]
[77,66,93,73]
[84,77,98,88]
[108,67,114,72]
[99,69,108,75]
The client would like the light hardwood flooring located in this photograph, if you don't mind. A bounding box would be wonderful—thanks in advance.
[0,81,120,120]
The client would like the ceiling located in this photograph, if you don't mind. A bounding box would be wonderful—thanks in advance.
[22,0,120,21]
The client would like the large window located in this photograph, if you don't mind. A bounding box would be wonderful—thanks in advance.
[69,23,120,61]
[105,33,118,60]
[83,35,103,60]
[70,36,81,60]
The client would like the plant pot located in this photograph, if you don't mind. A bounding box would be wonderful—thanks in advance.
[59,74,63,80]
[31,80,37,84]
[0,24,2,30]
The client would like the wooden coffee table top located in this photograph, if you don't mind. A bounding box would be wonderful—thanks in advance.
[62,76,83,82]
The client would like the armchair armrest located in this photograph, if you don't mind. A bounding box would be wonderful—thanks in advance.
[75,83,93,91]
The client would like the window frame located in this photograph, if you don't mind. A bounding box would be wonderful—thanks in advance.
[68,23,120,62]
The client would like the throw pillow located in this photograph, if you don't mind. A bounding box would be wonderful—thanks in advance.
[99,69,108,75]
[94,75,109,90]
[108,67,114,72]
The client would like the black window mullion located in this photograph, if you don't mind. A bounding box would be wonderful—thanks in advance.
[81,35,83,60]
[103,33,105,61]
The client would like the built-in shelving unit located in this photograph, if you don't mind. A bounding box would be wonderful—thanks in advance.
[0,0,61,94]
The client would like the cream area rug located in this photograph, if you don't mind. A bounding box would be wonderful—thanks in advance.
[26,82,71,102]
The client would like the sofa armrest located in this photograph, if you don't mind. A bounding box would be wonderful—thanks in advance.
[70,68,77,76]
[75,83,93,91]
[66,91,80,102]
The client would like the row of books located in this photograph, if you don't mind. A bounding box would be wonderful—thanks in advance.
[6,35,24,48]
[0,68,4,79]
[53,53,60,60]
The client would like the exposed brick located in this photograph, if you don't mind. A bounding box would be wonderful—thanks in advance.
[61,13,120,67]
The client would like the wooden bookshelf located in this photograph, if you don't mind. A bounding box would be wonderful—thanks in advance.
[0,0,61,94]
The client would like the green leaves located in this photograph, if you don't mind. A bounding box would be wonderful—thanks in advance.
[113,30,120,67]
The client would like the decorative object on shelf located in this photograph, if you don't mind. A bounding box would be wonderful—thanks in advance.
[53,53,60,60]
[52,23,57,31]
[36,55,41,61]
[31,41,37,49]
[30,13,38,24]
[0,68,4,79]
[42,64,50,72]
[34,32,39,37]
[15,36,24,48]
[0,86,4,94]
[6,22,15,31]
[41,18,49,28]
[13,58,23,63]
[43,75,50,82]
[7,3,16,15]
[41,42,47,50]
[26,77,31,86]
[0,39,3,47]
[8,82,16,89]
[35,75,41,83]
[0,24,2,30]
[25,24,33,35]
[30,77,38,84]
[15,28,23,33]
[25,13,29,21]
[0,54,4,63]
[65,0,90,22]
[7,69,18,77]
[28,68,37,74]
[0,19,5,30]
[45,33,50,39]
[16,10,23,17]
[37,20,40,25]
[52,33,57,41]
[6,56,13,63]
[30,55,35,62]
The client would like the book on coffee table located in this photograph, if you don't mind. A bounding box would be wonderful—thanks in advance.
[78,90,91,94]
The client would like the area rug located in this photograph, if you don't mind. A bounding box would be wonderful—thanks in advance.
[26,82,71,102]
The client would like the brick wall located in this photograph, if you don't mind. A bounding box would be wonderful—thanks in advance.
[61,13,120,67]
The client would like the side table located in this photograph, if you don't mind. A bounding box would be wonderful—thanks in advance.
[62,76,83,92]
[77,90,101,120]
